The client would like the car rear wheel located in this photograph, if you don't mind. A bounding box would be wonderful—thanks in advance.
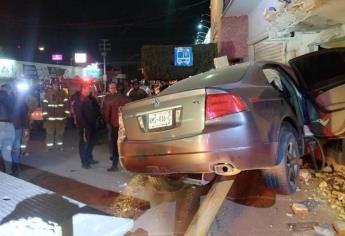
[148,176,185,192]
[263,125,301,195]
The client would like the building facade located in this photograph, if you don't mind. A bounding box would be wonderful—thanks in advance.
[210,0,345,63]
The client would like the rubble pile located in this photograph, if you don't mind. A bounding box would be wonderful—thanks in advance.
[110,175,150,218]
[311,166,345,220]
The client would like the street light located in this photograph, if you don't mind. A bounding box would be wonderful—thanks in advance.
[197,24,209,30]
[38,46,45,51]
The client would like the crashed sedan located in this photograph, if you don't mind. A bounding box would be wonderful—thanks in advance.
[119,48,345,194]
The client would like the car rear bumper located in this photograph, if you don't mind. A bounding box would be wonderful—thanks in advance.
[119,135,278,175]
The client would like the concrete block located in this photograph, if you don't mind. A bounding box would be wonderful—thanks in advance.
[291,203,309,214]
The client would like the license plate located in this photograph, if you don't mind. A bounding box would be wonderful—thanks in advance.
[148,110,173,130]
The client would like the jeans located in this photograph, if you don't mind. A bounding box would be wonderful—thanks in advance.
[12,128,23,164]
[108,126,119,168]
[0,122,15,164]
[79,128,96,166]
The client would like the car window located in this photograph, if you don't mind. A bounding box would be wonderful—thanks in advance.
[263,67,305,125]
[160,63,249,95]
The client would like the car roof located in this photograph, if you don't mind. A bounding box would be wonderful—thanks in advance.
[159,62,250,95]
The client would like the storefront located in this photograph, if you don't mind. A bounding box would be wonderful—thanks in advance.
[0,58,85,83]
[211,0,345,63]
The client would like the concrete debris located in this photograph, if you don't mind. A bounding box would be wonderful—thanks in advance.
[319,181,328,189]
[299,169,312,182]
[300,199,319,211]
[313,167,345,221]
[315,173,323,178]
[287,222,318,232]
[322,166,333,173]
[332,191,345,201]
[292,203,309,214]
[313,224,336,236]
[286,213,293,217]
[333,221,345,236]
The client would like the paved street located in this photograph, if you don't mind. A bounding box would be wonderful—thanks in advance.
[1,0,345,235]
[4,126,339,235]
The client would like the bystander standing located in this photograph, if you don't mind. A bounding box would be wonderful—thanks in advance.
[11,80,30,175]
[73,85,101,169]
[0,83,15,174]
[103,82,131,171]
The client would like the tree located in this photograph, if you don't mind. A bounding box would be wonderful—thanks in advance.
[141,43,217,81]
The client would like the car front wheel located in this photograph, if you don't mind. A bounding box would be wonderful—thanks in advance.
[263,125,301,195]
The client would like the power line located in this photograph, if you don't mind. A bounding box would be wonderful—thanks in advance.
[0,0,209,29]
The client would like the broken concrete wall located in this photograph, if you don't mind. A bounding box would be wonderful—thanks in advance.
[285,23,345,62]
[249,0,345,62]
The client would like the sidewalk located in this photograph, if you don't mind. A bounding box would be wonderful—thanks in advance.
[21,127,132,193]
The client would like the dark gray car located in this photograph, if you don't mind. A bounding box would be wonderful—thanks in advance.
[119,48,345,194]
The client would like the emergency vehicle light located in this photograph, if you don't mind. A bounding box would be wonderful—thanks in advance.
[16,81,30,92]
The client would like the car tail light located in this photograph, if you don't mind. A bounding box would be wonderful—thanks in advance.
[206,93,247,120]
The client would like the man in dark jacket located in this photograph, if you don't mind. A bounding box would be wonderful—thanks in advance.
[128,80,148,101]
[0,83,15,174]
[11,81,30,175]
[74,85,101,169]
[102,82,131,171]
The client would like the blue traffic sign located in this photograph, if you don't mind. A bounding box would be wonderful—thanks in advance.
[174,47,193,67]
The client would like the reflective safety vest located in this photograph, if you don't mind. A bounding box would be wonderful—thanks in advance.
[42,89,70,121]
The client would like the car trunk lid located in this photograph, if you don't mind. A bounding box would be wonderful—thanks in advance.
[121,63,249,141]
[122,89,206,141]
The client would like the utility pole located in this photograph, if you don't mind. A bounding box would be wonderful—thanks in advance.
[98,39,111,91]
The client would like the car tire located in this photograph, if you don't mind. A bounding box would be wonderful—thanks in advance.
[262,124,301,195]
[148,176,185,192]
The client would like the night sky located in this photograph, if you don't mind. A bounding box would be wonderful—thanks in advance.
[0,0,210,66]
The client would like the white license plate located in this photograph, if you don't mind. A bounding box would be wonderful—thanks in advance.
[148,110,173,130]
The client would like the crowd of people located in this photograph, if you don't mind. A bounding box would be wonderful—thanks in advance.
[0,77,173,175]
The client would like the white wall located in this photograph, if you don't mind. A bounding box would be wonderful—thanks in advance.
[248,0,278,44]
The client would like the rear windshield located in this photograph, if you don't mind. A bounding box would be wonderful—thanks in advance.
[160,63,249,95]
[290,49,345,91]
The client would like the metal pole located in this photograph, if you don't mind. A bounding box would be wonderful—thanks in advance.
[99,39,110,92]
[103,51,107,91]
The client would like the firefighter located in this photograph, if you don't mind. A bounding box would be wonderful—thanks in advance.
[42,78,69,150]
